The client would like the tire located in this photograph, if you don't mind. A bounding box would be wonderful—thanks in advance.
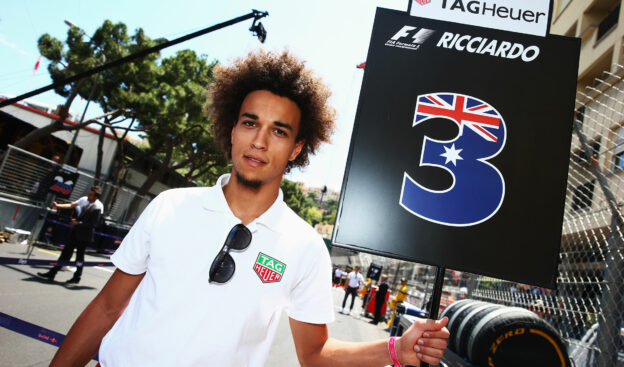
[440,299,483,353]
[454,302,504,358]
[440,298,473,320]
[466,306,570,367]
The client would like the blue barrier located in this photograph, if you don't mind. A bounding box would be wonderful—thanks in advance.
[0,312,98,361]
[0,256,113,267]
[44,218,124,240]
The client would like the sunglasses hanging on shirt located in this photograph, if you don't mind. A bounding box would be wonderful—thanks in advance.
[209,224,252,283]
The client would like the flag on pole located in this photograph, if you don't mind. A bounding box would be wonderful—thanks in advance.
[356,62,366,69]
[26,55,43,91]
[33,55,42,72]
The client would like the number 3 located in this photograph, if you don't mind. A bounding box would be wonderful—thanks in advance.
[399,93,506,226]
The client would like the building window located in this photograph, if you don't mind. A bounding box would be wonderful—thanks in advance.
[571,180,595,211]
[597,4,620,41]
[576,139,600,164]
[614,152,624,169]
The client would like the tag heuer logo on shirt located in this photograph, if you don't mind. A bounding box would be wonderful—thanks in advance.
[254,253,285,283]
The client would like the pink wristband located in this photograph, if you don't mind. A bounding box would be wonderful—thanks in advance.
[388,336,402,367]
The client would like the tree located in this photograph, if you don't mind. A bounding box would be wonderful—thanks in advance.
[24,21,229,222]
[281,179,306,217]
[321,198,338,224]
[16,20,163,169]
[304,207,323,226]
[124,50,226,221]
[84,22,164,182]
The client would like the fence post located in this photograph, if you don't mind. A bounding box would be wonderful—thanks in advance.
[573,117,624,366]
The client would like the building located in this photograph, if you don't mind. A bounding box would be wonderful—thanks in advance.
[0,97,191,195]
[552,0,622,92]
[314,222,334,239]
[503,2,624,363]
[0,97,117,177]
[296,182,340,203]
[0,97,193,231]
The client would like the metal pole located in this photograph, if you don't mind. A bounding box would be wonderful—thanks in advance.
[412,266,445,367]
[573,118,624,366]
[596,214,624,367]
[427,266,446,319]
[0,10,268,108]
[25,193,53,258]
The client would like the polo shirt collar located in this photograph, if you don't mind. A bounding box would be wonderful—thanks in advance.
[203,174,289,234]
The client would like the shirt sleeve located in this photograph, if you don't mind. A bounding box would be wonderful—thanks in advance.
[285,237,335,324]
[72,196,87,207]
[110,194,162,275]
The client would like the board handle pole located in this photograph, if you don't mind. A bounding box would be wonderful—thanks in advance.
[409,266,445,367]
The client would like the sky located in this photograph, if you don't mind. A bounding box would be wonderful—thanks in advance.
[0,0,412,191]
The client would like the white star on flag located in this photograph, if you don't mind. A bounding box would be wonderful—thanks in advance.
[440,144,463,166]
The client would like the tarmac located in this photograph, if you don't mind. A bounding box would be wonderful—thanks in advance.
[0,241,390,367]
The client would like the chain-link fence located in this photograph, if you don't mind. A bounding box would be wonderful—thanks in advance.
[0,144,151,228]
[335,66,624,366]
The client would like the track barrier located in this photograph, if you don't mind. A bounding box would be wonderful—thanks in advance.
[0,312,98,361]
[43,217,124,241]
[0,256,113,267]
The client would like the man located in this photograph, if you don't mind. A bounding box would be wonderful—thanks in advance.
[340,265,364,315]
[37,186,103,284]
[370,274,389,325]
[333,266,342,286]
[49,50,448,367]
[339,266,348,286]
[387,277,410,328]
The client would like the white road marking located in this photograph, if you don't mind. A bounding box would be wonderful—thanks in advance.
[94,267,114,273]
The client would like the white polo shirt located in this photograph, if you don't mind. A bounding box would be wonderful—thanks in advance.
[346,271,364,288]
[99,174,334,367]
[73,196,104,215]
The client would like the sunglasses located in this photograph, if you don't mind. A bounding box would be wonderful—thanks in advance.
[209,224,252,283]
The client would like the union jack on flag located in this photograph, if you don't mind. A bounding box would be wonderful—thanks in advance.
[414,0,431,5]
[414,93,501,142]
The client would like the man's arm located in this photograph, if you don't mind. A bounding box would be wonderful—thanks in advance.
[52,201,77,210]
[289,316,449,367]
[50,269,144,367]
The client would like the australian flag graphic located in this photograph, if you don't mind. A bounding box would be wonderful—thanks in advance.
[400,92,507,227]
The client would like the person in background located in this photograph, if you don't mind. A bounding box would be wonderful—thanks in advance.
[37,186,103,284]
[370,274,389,325]
[339,266,348,287]
[361,277,372,306]
[387,277,409,327]
[333,266,343,286]
[340,266,364,315]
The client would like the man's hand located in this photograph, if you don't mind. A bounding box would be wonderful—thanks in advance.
[395,317,449,366]
[70,219,78,226]
[52,201,58,209]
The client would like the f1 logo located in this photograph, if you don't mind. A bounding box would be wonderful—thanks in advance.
[390,26,435,44]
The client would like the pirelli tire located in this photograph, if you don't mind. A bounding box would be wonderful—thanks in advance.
[454,302,505,358]
[440,299,485,353]
[463,305,570,367]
